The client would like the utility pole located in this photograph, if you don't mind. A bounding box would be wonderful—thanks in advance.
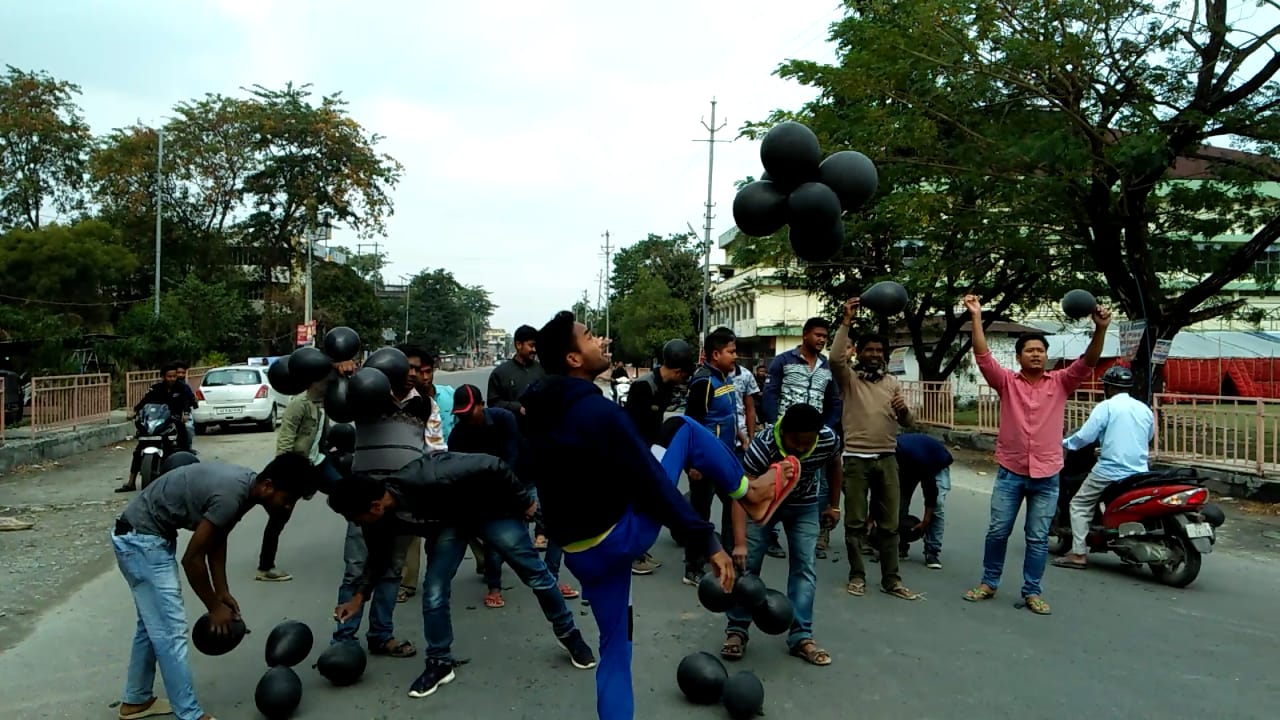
[304,222,314,328]
[692,98,730,340]
[399,273,412,340]
[601,231,613,343]
[153,127,164,317]
[595,269,604,327]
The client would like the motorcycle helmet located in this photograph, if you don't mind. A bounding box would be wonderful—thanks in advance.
[661,339,695,374]
[1101,365,1134,388]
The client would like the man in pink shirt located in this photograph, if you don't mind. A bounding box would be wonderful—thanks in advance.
[960,294,1110,615]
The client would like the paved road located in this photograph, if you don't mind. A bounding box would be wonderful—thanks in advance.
[2,367,1280,719]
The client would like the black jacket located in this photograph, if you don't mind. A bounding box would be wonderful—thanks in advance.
[356,451,534,597]
[487,357,545,414]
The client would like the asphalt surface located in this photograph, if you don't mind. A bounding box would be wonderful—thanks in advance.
[2,367,1280,719]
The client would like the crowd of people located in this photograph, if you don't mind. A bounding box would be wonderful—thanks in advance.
[106,291,1119,720]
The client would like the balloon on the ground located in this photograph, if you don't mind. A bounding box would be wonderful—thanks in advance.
[191,613,248,656]
[722,670,765,720]
[751,589,795,636]
[789,218,845,263]
[323,326,361,362]
[265,620,314,668]
[159,451,199,476]
[1062,289,1098,320]
[363,347,410,388]
[676,651,728,704]
[902,514,924,543]
[254,665,302,719]
[760,121,822,187]
[267,358,306,396]
[316,640,367,686]
[731,574,768,612]
[287,347,332,386]
[861,280,910,315]
[732,180,789,238]
[819,150,878,211]
[697,572,736,613]
[347,367,392,421]
[324,377,354,424]
[326,422,356,453]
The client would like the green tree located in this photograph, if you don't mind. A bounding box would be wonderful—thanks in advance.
[399,269,495,355]
[610,232,704,338]
[612,267,694,363]
[313,262,384,345]
[753,0,1280,395]
[0,66,92,230]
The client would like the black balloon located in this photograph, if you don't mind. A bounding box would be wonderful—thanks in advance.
[902,514,924,543]
[363,347,410,388]
[676,651,728,704]
[819,150,878,211]
[324,376,355,424]
[254,666,302,719]
[265,620,314,668]
[1062,289,1098,320]
[323,326,361,362]
[861,280,910,315]
[787,182,842,228]
[347,367,392,421]
[697,572,735,614]
[760,121,822,188]
[732,180,788,238]
[326,422,356,453]
[722,671,765,720]
[751,589,795,636]
[191,613,248,656]
[267,358,306,396]
[159,451,199,476]
[789,217,844,263]
[287,346,332,385]
[316,640,367,686]
[731,575,768,612]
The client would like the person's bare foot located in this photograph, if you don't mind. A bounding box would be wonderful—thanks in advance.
[741,460,797,523]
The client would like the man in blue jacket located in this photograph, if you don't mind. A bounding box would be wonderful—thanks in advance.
[519,311,785,720]
[896,433,954,569]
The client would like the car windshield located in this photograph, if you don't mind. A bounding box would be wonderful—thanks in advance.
[202,369,263,387]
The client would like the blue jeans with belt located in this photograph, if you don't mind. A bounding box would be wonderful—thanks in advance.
[334,521,404,647]
[112,530,205,720]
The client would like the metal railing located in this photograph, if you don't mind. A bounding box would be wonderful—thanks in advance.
[125,367,210,410]
[28,373,112,437]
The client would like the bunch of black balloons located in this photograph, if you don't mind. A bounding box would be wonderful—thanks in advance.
[732,120,879,263]
[697,573,794,635]
[676,652,765,720]
[266,326,412,425]
[254,620,313,719]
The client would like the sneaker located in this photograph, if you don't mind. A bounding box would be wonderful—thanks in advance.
[255,567,292,582]
[408,663,456,699]
[815,547,827,559]
[558,629,598,669]
[632,556,658,575]
[559,583,580,599]
[925,554,942,570]
[682,569,704,587]
[766,541,787,559]
[898,548,910,560]
[643,552,662,568]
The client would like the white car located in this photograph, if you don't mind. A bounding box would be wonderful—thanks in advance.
[192,365,292,433]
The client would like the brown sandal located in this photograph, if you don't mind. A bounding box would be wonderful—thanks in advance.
[369,638,417,658]
[720,633,746,661]
[790,640,831,666]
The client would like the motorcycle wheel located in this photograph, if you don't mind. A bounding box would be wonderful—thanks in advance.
[1046,510,1069,556]
[139,453,162,490]
[1149,535,1202,588]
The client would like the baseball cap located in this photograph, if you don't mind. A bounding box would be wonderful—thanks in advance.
[452,384,483,414]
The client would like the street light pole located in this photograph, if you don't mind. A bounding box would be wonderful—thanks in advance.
[153,128,164,317]
[304,223,314,328]
[400,274,412,340]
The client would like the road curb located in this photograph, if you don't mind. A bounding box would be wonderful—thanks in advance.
[0,421,134,476]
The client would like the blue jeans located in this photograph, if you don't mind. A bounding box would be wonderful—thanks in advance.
[925,468,950,556]
[485,502,564,590]
[334,521,402,647]
[112,531,204,720]
[480,517,575,637]
[726,501,819,649]
[981,467,1059,598]
[564,416,743,720]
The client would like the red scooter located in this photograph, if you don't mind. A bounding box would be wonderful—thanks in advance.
[1049,443,1225,588]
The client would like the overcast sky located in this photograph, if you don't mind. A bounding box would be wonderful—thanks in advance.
[3,0,842,333]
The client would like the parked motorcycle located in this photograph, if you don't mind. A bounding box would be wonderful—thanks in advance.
[135,403,181,489]
[1049,442,1225,588]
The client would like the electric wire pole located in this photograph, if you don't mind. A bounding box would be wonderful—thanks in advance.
[153,128,163,317]
[601,231,613,343]
[693,98,730,341]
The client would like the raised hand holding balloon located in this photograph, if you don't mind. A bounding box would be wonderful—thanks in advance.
[732,119,879,263]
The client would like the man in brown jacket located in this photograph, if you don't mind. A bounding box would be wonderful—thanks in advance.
[829,297,919,600]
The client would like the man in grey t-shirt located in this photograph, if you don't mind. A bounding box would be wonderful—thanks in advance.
[111,455,320,720]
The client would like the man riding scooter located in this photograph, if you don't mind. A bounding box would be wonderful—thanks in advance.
[1052,366,1154,570]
